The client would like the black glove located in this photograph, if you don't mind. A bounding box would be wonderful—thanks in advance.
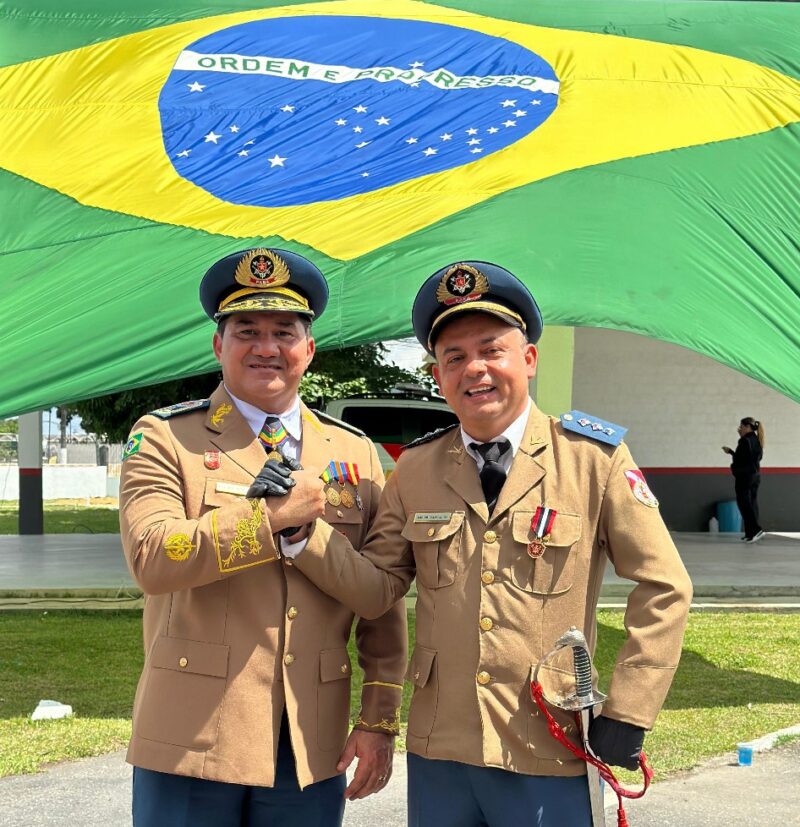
[588,715,645,770]
[246,459,296,499]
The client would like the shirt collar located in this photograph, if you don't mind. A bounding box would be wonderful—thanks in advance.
[224,386,302,441]
[461,397,532,460]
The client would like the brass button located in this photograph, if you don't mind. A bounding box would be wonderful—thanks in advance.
[340,664,348,673]
[427,527,435,537]
[337,510,344,518]
[178,657,188,669]
[287,606,298,619]
[481,570,495,585]
[477,671,491,685]
[284,653,295,666]
[480,617,494,631]
[483,530,497,543]
[285,558,294,567]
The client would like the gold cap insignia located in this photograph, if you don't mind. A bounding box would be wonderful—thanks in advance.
[234,248,291,290]
[435,263,489,306]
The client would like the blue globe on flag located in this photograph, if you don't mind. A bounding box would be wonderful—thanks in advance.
[159,15,560,207]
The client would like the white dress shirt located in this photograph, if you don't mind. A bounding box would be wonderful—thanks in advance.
[225,387,305,557]
[461,397,532,473]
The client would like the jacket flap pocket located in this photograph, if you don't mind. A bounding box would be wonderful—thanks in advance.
[151,635,229,678]
[324,502,363,526]
[320,647,352,683]
[203,478,250,508]
[511,511,582,547]
[401,512,465,543]
[406,645,437,688]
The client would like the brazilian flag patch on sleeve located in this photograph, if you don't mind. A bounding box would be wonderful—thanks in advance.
[123,433,144,460]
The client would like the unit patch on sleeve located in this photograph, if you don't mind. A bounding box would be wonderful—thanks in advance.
[624,469,659,508]
[123,433,144,460]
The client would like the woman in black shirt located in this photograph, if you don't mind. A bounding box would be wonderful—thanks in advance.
[723,417,765,543]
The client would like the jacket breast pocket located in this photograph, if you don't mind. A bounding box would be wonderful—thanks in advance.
[401,512,465,589]
[136,635,229,750]
[509,511,581,594]
[405,646,438,738]
[324,501,364,549]
[202,478,250,511]
[317,647,352,751]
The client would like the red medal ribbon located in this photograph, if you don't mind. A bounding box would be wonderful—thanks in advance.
[531,505,557,540]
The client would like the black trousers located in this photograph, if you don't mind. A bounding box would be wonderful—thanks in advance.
[734,473,762,539]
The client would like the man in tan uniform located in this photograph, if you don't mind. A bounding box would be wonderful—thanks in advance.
[288,261,693,826]
[119,247,407,827]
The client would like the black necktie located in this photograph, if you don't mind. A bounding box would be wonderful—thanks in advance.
[470,440,511,514]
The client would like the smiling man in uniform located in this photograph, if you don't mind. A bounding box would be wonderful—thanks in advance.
[119,247,407,827]
[287,260,693,827]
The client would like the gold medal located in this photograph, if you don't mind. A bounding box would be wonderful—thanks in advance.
[340,488,355,509]
[326,486,341,507]
[266,450,284,462]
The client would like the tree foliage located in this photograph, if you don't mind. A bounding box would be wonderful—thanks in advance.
[71,343,425,442]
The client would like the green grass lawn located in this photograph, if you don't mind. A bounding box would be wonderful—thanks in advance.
[0,502,120,534]
[1,610,798,779]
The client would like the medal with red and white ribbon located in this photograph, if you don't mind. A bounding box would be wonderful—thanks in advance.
[529,505,557,558]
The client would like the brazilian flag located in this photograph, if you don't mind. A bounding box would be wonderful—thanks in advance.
[1,0,799,415]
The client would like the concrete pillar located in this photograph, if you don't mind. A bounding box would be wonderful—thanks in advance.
[18,411,43,534]
[530,326,575,416]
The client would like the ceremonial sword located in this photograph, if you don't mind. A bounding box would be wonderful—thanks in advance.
[533,627,607,827]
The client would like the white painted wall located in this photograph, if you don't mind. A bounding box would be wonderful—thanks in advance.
[0,466,108,501]
[571,328,800,468]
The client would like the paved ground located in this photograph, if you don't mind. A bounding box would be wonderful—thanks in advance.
[2,740,798,827]
[2,531,799,603]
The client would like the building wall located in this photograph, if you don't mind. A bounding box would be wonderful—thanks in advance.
[0,466,108,501]
[570,328,800,530]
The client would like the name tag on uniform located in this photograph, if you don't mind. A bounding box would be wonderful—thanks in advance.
[413,512,452,523]
[215,481,249,497]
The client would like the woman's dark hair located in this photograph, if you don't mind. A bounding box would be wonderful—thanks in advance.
[741,417,765,449]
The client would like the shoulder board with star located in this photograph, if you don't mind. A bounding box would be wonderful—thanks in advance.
[311,409,366,437]
[559,410,626,447]
[149,399,210,420]
[403,423,458,451]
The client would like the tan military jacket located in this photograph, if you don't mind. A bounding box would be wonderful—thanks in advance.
[294,402,692,777]
[119,384,407,788]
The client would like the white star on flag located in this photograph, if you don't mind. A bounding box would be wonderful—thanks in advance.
[410,82,421,88]
[229,125,240,133]
[238,150,249,157]
[361,172,370,177]
[503,120,517,128]
[409,61,424,68]
[355,141,370,148]
[280,105,295,113]
[466,128,478,135]
[244,140,255,146]
[335,118,347,126]
[531,99,542,106]
[423,147,437,156]
[204,131,221,143]
[501,99,517,107]
[176,150,191,157]
[467,138,481,145]
[353,105,368,113]
[513,110,527,117]
[470,148,483,154]
[187,82,205,92]
[405,137,419,144]
[353,126,364,133]
[268,154,286,167]
[375,116,390,125]
[440,133,453,141]
[487,127,499,134]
